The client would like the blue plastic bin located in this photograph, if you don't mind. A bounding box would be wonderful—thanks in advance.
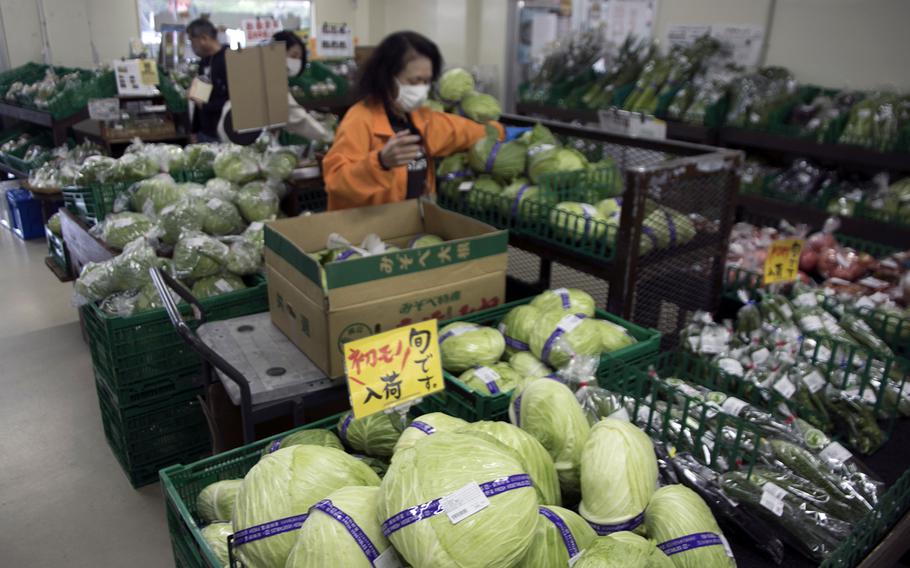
[6,188,44,240]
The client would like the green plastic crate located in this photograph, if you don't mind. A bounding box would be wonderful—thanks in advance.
[160,413,344,568]
[436,186,520,231]
[94,362,200,408]
[45,227,69,273]
[83,276,268,397]
[61,180,132,225]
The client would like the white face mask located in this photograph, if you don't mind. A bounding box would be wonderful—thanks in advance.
[395,80,429,112]
[286,57,302,77]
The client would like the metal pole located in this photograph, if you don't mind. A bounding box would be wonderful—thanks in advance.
[35,0,52,65]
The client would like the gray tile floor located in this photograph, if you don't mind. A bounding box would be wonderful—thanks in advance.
[0,227,172,567]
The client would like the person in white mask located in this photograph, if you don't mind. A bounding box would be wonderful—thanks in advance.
[216,30,332,144]
[323,31,523,211]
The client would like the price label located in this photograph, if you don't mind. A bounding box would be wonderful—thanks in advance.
[760,482,787,516]
[458,181,474,192]
[751,347,770,365]
[819,441,853,465]
[609,407,631,422]
[721,396,749,417]
[344,320,443,419]
[440,482,490,524]
[763,238,804,286]
[88,98,121,121]
[803,371,826,394]
[773,377,797,399]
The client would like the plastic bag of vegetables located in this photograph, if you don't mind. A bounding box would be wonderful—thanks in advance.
[510,377,591,494]
[73,238,159,303]
[200,196,245,236]
[580,419,658,535]
[236,181,279,222]
[439,322,505,372]
[173,231,230,280]
[645,485,735,568]
[438,68,475,103]
[262,147,298,181]
[529,310,603,369]
[191,273,247,299]
[213,146,261,184]
[158,198,207,245]
[202,177,240,202]
[225,238,262,275]
[460,90,502,122]
[468,125,527,181]
[112,152,159,182]
[378,431,539,568]
[337,411,408,458]
[94,212,157,250]
[232,445,381,568]
[173,143,217,173]
[458,362,523,395]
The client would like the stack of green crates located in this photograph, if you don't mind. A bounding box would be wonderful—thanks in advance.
[84,276,270,487]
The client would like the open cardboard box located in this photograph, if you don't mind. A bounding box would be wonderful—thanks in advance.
[265,199,508,377]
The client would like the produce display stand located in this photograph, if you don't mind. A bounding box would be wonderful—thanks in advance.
[446,113,741,350]
[72,118,189,158]
[58,207,114,278]
[0,101,88,147]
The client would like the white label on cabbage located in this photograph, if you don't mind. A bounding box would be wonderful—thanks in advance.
[779,303,793,320]
[214,279,232,293]
[717,358,744,377]
[803,371,826,394]
[793,292,818,308]
[762,482,788,505]
[374,546,405,568]
[458,181,474,192]
[206,198,221,210]
[473,366,501,387]
[580,203,598,219]
[759,490,785,516]
[527,143,556,157]
[608,407,631,423]
[799,315,823,332]
[751,347,770,365]
[441,481,490,524]
[568,552,583,567]
[721,396,749,416]
[773,377,796,399]
[719,534,735,558]
[820,441,853,465]
[497,322,507,334]
[248,221,264,232]
[637,406,653,426]
[557,314,585,334]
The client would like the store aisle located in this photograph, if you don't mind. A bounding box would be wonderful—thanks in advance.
[0,229,172,567]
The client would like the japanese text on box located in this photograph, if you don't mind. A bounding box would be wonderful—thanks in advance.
[763,238,804,285]
[344,320,443,419]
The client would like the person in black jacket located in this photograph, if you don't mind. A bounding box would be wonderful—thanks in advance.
[187,18,229,142]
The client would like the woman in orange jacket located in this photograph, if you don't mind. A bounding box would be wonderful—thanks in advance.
[323,31,527,210]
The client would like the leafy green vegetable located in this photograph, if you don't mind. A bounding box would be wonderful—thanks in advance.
[439,322,505,372]
[225,239,262,276]
[197,479,242,523]
[173,232,230,280]
[236,181,279,222]
[468,125,527,181]
[529,310,603,369]
[500,179,545,218]
[509,352,552,379]
[130,174,181,215]
[517,506,597,568]
[262,429,344,458]
[645,485,734,568]
[461,91,502,122]
[263,148,298,181]
[528,146,588,184]
[393,412,468,455]
[549,202,609,240]
[580,419,657,533]
[531,288,596,318]
[573,532,674,568]
[200,197,245,236]
[337,411,407,458]
[158,198,206,245]
[191,274,247,299]
[458,362,523,396]
[97,212,154,250]
[499,304,542,355]
[200,523,232,567]
[592,319,637,352]
[47,212,62,236]
[378,431,539,568]
[203,178,240,202]
[214,147,261,184]
[439,68,475,102]
[409,234,444,248]
[510,378,591,494]
[424,99,446,112]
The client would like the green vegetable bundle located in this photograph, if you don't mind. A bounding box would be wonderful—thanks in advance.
[439,322,505,372]
[337,411,407,458]
[468,125,527,181]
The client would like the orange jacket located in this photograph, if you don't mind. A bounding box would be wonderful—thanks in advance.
[323,100,503,210]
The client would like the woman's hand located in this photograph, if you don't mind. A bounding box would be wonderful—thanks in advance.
[379,130,423,169]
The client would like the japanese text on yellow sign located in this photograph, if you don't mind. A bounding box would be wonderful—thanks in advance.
[764,238,804,285]
[344,320,443,419]
[139,60,159,86]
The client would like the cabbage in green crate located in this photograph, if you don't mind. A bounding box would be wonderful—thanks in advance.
[191,274,247,299]
[528,146,588,184]
[460,90,502,122]
[213,146,260,184]
[261,429,344,457]
[596,197,623,224]
[529,310,603,369]
[573,531,674,568]
[438,68,475,102]
[510,378,591,495]
[460,420,562,507]
[517,506,597,568]
[645,485,734,568]
[200,197,245,236]
[225,239,261,276]
[580,419,657,536]
[378,431,539,568]
[173,232,230,280]
[592,318,637,352]
[439,322,505,372]
[97,212,155,250]
[392,412,467,455]
[263,148,298,181]
[197,479,243,523]
[499,304,542,354]
[232,446,381,568]
[460,175,503,209]
[468,125,526,180]
[200,523,232,567]
[531,288,596,318]
[501,178,546,218]
[158,198,206,245]
[550,202,609,241]
[509,351,552,379]
[642,207,697,249]
[337,411,407,458]
[236,181,279,222]
[459,362,523,395]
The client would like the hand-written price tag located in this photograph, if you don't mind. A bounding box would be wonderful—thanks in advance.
[344,320,443,419]
[763,238,804,286]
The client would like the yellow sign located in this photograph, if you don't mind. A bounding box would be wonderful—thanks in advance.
[763,238,804,285]
[344,319,443,419]
[139,60,159,86]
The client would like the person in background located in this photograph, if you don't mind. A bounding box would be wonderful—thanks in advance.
[322,31,527,211]
[274,30,333,143]
[187,18,229,143]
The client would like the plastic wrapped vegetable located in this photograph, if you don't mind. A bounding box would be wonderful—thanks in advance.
[377,431,539,568]
[573,531,674,568]
[468,125,527,181]
[458,362,523,395]
[529,310,603,369]
[203,177,240,202]
[173,232,230,279]
[191,274,247,299]
[232,446,381,568]
[336,411,407,458]
[438,68,475,102]
[550,202,609,240]
[528,146,588,184]
[200,196,245,236]
[438,322,505,372]
[74,239,160,303]
[197,479,243,523]
[201,523,232,567]
[592,318,636,352]
[96,212,155,250]
[499,304,542,354]
[510,378,591,494]
[645,485,735,568]
[531,288,596,318]
[213,146,261,184]
[262,148,298,181]
[174,143,217,173]
[392,412,467,455]
[235,181,279,222]
[580,419,657,535]
[509,352,552,379]
[225,239,262,275]
[158,198,206,245]
[460,90,502,122]
[112,152,159,182]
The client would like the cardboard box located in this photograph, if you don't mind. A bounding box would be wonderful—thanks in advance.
[225,43,289,131]
[265,200,508,377]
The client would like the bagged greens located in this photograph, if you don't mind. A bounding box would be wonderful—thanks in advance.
[214,146,261,184]
[378,431,539,568]
[158,198,206,245]
[580,419,657,535]
[517,506,597,568]
[200,197,245,236]
[337,411,407,458]
[262,148,298,181]
[225,239,262,276]
[129,173,181,216]
[203,177,240,202]
[197,479,243,523]
[236,181,279,222]
[529,310,603,369]
[393,412,468,455]
[96,212,155,249]
[232,445,380,568]
[439,322,505,373]
[173,232,230,280]
[510,378,591,494]
[191,274,247,299]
